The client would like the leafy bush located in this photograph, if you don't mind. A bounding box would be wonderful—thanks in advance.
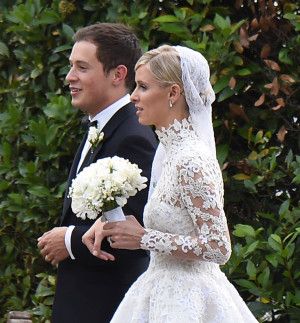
[0,0,299,322]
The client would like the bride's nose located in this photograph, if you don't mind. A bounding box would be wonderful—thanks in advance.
[130,88,139,103]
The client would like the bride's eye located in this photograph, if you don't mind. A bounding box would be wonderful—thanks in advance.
[139,83,148,90]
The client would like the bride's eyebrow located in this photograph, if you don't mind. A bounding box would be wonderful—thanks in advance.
[136,80,149,85]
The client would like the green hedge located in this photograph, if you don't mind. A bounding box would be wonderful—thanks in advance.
[0,1,299,322]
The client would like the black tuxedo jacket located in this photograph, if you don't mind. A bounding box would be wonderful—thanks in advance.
[52,103,157,323]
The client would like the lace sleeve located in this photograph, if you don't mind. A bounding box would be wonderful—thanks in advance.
[140,157,231,265]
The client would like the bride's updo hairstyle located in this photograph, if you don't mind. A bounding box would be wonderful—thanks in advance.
[136,44,217,157]
[135,45,184,91]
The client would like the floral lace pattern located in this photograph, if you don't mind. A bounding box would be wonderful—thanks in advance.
[140,118,231,265]
[110,118,258,323]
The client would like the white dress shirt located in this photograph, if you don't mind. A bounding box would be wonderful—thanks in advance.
[65,94,131,259]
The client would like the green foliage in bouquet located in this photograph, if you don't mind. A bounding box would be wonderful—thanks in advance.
[0,0,299,322]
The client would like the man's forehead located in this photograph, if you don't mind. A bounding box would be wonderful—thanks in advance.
[69,42,98,62]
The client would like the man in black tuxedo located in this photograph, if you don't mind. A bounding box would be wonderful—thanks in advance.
[37,23,157,323]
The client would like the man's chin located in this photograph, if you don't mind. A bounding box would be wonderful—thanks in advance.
[71,100,87,112]
[71,101,98,116]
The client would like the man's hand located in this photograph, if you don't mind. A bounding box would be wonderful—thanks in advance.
[82,219,115,261]
[37,227,69,266]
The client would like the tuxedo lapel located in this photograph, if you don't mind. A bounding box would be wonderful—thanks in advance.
[61,103,134,222]
[61,132,87,222]
[79,102,133,168]
[77,140,104,173]
[66,133,87,189]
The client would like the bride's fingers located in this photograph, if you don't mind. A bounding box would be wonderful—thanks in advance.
[102,228,116,238]
[109,240,128,250]
[82,232,95,254]
[86,234,115,261]
[109,234,141,250]
[96,250,115,261]
[108,234,125,248]
[92,232,105,256]
[92,235,115,261]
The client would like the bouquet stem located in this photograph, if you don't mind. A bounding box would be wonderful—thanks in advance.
[103,207,126,222]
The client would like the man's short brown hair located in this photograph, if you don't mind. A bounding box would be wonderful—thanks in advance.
[74,23,141,91]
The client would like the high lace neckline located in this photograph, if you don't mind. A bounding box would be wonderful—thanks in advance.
[155,117,198,148]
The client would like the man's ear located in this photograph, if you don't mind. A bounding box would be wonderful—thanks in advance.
[112,65,127,85]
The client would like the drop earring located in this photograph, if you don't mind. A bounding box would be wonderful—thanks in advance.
[169,100,173,108]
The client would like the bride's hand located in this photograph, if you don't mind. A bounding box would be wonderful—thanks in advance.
[103,215,146,250]
[82,218,115,261]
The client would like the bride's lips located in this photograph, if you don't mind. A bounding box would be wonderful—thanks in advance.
[136,106,144,114]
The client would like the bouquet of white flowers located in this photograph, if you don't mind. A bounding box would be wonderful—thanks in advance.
[68,156,147,222]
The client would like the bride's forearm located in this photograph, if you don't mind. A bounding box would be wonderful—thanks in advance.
[140,228,231,264]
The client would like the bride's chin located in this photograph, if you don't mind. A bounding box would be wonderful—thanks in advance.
[138,117,151,126]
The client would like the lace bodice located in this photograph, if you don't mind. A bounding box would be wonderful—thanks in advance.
[140,118,231,265]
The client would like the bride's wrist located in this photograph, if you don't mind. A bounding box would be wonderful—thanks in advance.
[138,228,146,243]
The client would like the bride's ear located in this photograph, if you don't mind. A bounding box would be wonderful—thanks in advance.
[168,84,182,104]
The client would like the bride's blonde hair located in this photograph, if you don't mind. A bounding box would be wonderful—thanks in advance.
[135,45,183,90]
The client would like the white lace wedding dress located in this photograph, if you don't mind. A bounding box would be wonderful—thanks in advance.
[111,118,258,323]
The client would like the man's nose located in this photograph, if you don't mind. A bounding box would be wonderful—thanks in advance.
[65,67,77,83]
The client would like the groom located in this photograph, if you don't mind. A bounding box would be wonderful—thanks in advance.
[37,23,157,322]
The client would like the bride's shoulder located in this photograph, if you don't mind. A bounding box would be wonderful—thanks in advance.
[174,140,219,171]
[178,139,213,160]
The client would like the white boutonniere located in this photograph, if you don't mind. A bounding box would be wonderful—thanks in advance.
[87,126,104,150]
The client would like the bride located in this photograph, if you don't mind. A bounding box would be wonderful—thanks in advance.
[82,45,258,322]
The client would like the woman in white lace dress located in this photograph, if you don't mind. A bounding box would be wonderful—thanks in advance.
[83,45,258,322]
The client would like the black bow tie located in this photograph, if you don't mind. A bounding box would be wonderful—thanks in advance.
[81,117,98,130]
